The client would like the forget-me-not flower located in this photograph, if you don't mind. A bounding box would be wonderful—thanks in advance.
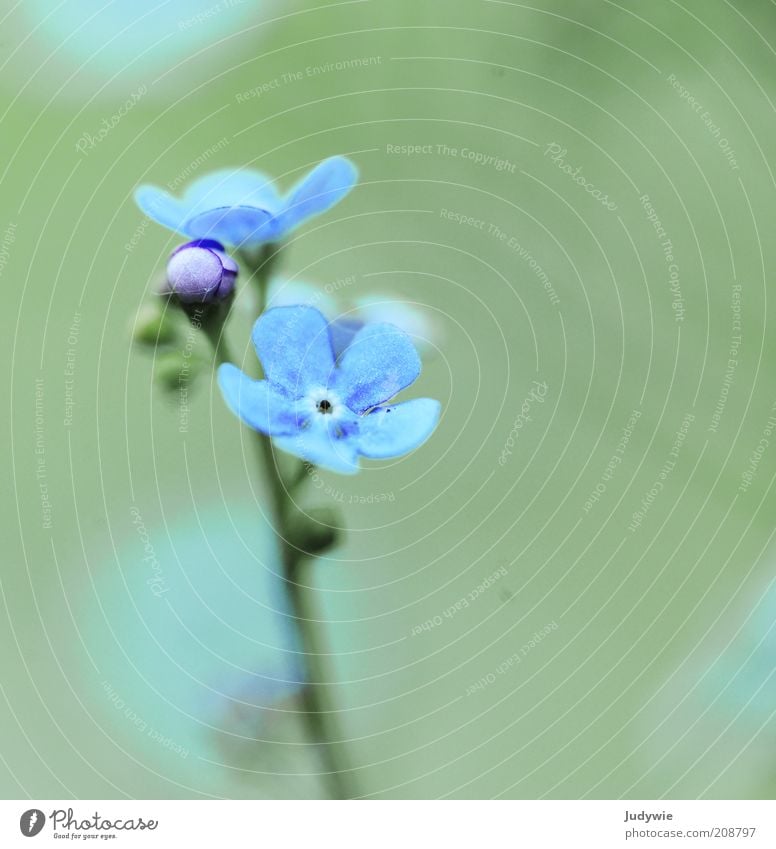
[135,156,357,247]
[218,305,440,474]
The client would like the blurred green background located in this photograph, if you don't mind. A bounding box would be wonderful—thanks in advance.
[4,0,776,799]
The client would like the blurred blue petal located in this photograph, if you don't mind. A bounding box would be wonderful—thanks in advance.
[84,506,303,773]
[356,295,439,358]
[25,0,263,79]
[329,316,365,359]
[705,581,776,722]
[266,279,338,316]
[183,169,280,210]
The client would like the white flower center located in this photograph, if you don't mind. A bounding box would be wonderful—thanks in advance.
[305,387,344,419]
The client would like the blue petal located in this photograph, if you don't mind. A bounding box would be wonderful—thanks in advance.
[356,294,438,357]
[334,323,421,413]
[182,169,280,211]
[252,306,336,398]
[218,364,299,436]
[134,185,189,233]
[135,170,283,244]
[358,399,441,459]
[183,205,275,245]
[274,156,358,236]
[273,418,359,475]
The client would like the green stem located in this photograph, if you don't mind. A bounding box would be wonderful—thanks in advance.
[284,557,352,800]
[202,265,353,799]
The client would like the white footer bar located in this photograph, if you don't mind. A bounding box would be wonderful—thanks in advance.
[0,800,771,848]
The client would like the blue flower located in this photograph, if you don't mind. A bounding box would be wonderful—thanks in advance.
[134,157,357,247]
[218,306,440,474]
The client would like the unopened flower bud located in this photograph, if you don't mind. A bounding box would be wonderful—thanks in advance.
[165,239,237,303]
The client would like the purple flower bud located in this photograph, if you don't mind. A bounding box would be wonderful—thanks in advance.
[165,239,237,303]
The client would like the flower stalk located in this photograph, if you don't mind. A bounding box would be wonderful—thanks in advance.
[136,156,439,801]
[203,253,353,800]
